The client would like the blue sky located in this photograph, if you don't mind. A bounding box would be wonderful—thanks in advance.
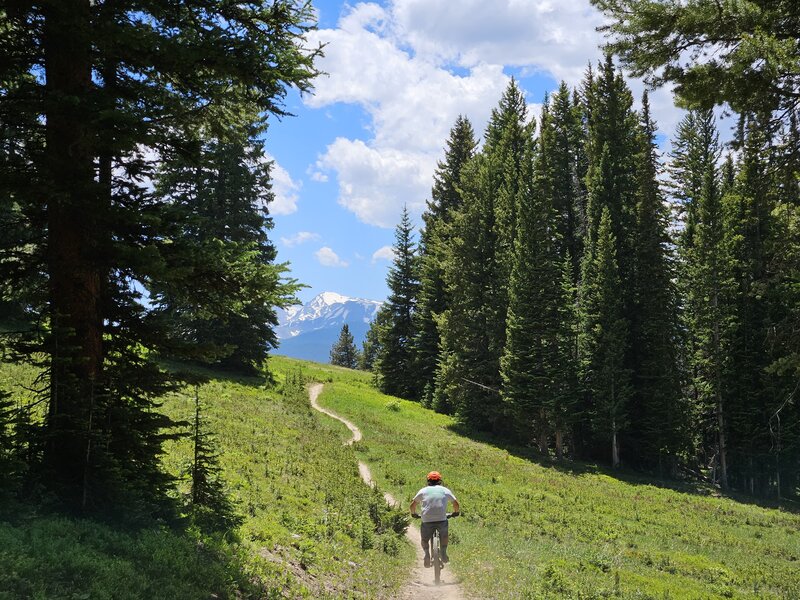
[264,0,685,304]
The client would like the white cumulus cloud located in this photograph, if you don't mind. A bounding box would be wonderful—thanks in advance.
[307,1,685,227]
[280,231,321,247]
[372,245,396,263]
[264,151,302,216]
[316,138,433,228]
[307,3,509,228]
[315,246,349,268]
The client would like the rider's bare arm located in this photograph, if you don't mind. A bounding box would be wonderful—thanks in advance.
[410,499,418,514]
[452,499,460,512]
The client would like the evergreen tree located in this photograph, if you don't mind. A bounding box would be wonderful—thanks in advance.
[628,93,685,471]
[554,255,581,460]
[675,110,734,489]
[439,82,529,431]
[0,388,13,490]
[500,102,568,454]
[584,57,639,290]
[722,116,776,493]
[576,57,639,460]
[579,207,632,468]
[593,0,800,120]
[330,324,360,369]
[377,207,420,399]
[550,82,587,283]
[361,309,388,373]
[767,199,800,497]
[189,387,241,532]
[151,127,300,374]
[0,0,319,512]
[488,80,530,341]
[414,116,477,408]
[438,154,505,430]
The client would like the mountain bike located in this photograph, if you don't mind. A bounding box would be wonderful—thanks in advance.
[412,512,459,584]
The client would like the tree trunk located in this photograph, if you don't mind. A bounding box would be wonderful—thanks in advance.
[612,417,620,468]
[555,429,564,461]
[538,407,549,455]
[42,0,102,504]
[712,287,729,490]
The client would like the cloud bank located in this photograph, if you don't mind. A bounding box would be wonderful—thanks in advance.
[308,1,683,228]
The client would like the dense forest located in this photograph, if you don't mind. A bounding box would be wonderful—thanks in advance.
[370,17,800,497]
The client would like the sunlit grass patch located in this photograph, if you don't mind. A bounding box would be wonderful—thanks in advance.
[294,358,800,599]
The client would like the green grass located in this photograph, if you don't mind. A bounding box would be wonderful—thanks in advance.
[288,358,800,600]
[4,353,800,598]
[0,358,413,599]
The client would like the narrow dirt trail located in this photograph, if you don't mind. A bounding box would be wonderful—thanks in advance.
[308,383,466,600]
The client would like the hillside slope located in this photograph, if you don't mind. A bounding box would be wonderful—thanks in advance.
[0,359,411,599]
[286,358,800,600]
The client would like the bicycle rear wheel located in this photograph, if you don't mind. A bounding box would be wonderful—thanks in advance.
[432,531,441,584]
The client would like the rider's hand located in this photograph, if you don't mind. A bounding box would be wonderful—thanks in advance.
[411,512,420,519]
[450,511,460,517]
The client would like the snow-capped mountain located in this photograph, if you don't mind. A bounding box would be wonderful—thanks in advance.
[275,292,382,363]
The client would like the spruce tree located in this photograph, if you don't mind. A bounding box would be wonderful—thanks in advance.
[628,93,685,471]
[500,102,568,453]
[151,126,300,374]
[439,82,529,431]
[189,387,240,532]
[438,154,505,430]
[0,0,319,512]
[576,58,639,461]
[550,82,587,283]
[767,198,800,497]
[487,80,530,339]
[722,116,776,493]
[361,308,388,373]
[377,207,420,399]
[674,110,734,489]
[330,324,360,369]
[414,116,477,409]
[579,207,631,468]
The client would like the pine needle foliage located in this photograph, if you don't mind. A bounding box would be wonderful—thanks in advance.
[330,324,360,370]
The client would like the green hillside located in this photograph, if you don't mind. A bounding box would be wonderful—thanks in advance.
[3,355,799,599]
[0,359,411,599]
[283,358,800,600]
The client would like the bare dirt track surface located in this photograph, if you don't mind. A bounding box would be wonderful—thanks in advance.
[308,383,466,600]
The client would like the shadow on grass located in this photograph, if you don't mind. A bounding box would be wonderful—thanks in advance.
[445,421,800,515]
[0,498,270,600]
[158,358,269,388]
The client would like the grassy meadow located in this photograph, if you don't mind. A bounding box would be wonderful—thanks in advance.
[2,354,799,599]
[0,359,412,599]
[285,357,800,600]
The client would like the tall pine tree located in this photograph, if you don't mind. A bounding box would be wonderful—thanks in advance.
[0,0,319,512]
[438,153,504,430]
[377,207,420,399]
[674,110,734,489]
[414,116,476,409]
[579,207,632,468]
[501,101,572,454]
[151,126,300,374]
[628,92,685,471]
[330,324,360,369]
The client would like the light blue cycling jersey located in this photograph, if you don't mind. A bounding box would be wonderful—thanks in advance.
[413,485,457,523]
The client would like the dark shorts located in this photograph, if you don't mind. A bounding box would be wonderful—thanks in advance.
[420,520,448,543]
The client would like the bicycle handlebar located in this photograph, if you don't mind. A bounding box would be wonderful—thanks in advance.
[410,512,460,519]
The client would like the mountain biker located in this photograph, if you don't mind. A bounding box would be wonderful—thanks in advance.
[410,471,460,568]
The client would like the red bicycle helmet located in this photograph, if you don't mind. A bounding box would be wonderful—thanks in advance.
[426,471,442,482]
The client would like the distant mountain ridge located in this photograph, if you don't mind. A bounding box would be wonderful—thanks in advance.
[275,292,382,363]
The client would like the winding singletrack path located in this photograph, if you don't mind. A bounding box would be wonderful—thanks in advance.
[308,383,465,600]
